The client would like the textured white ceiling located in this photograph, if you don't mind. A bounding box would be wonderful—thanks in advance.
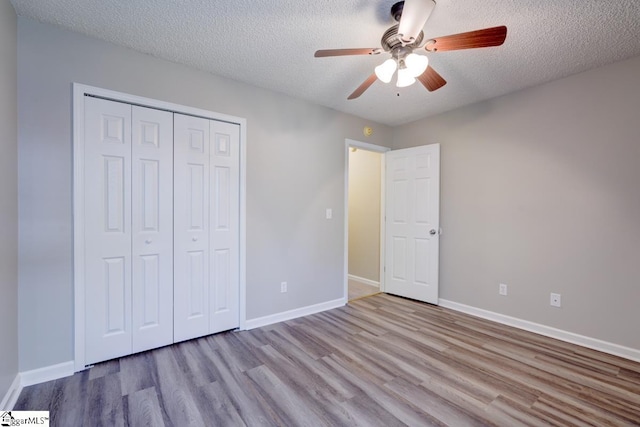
[10,0,640,125]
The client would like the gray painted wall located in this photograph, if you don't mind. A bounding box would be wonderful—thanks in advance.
[0,0,18,399]
[17,17,392,371]
[393,56,640,350]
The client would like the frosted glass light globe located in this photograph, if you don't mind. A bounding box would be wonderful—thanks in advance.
[374,58,397,83]
[396,67,416,88]
[404,53,429,77]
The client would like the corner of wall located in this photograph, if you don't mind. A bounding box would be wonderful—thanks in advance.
[0,0,19,408]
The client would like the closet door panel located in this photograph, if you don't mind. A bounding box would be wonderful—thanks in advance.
[84,97,133,364]
[174,114,211,342]
[132,106,174,352]
[209,121,240,333]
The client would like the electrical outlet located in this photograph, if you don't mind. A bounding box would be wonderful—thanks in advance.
[550,293,561,307]
[326,208,332,219]
[280,282,287,293]
[499,283,508,296]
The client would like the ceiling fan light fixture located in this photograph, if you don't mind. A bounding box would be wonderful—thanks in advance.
[404,53,429,77]
[374,58,397,83]
[314,0,507,100]
[396,67,416,88]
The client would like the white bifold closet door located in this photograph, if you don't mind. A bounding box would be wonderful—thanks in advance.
[84,97,174,365]
[173,114,240,343]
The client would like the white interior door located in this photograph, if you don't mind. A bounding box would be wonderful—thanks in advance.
[131,106,174,352]
[384,144,440,304]
[209,121,240,333]
[174,113,211,342]
[84,97,133,364]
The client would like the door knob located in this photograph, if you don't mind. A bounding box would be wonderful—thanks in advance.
[145,239,152,244]
[192,237,198,242]
[429,229,437,235]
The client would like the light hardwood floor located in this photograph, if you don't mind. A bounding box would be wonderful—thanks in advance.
[348,279,380,301]
[15,294,640,426]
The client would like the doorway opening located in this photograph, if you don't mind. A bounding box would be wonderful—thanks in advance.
[344,140,441,305]
[344,139,389,302]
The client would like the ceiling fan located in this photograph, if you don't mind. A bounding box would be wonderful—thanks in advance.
[314,0,507,99]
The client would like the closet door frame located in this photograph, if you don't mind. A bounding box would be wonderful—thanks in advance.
[72,83,247,372]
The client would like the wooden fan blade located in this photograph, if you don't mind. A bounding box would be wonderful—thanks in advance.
[417,65,447,92]
[348,73,378,100]
[314,48,381,57]
[425,26,507,52]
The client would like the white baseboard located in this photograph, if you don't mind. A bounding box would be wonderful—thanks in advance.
[439,299,640,363]
[244,298,345,330]
[1,374,21,410]
[348,274,380,288]
[0,361,75,408]
[19,361,75,388]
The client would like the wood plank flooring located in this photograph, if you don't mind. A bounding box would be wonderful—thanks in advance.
[15,294,640,426]
[348,279,380,301]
